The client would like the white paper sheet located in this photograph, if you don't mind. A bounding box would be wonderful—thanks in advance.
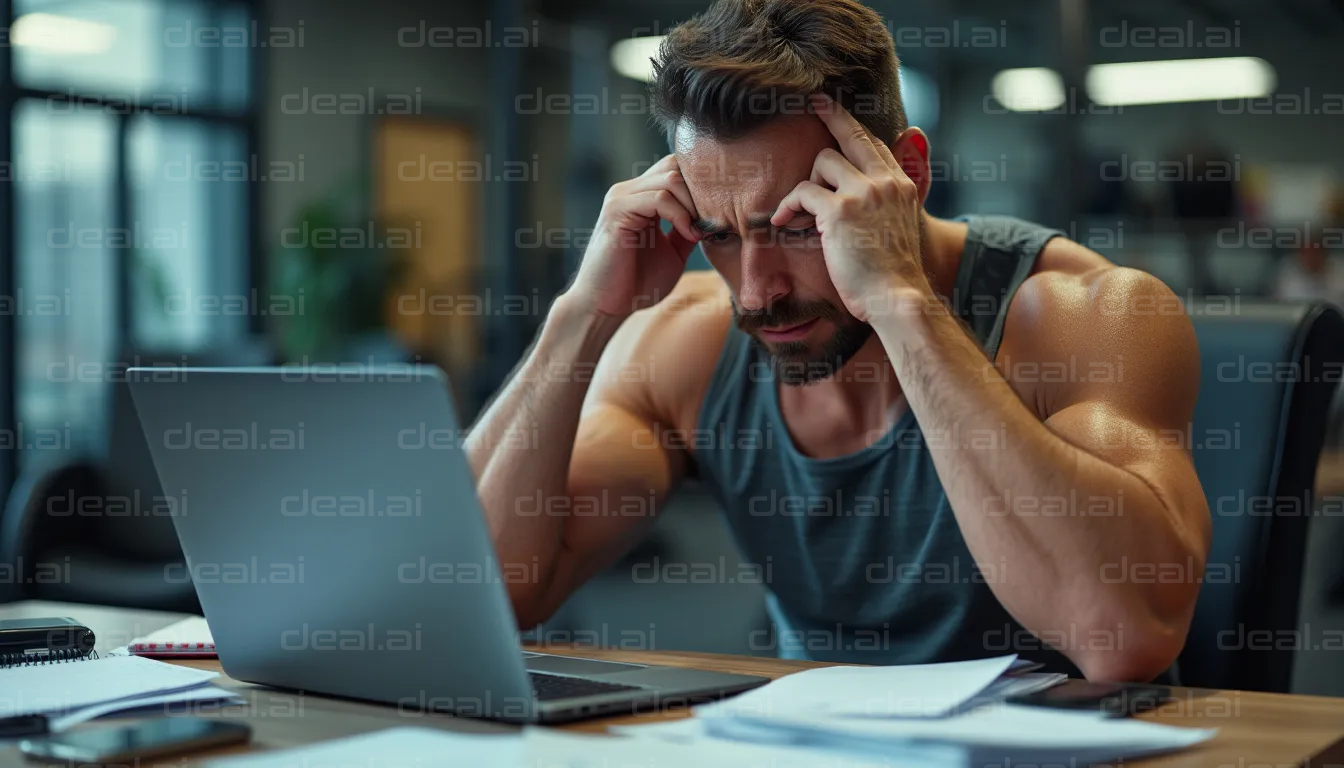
[208,726,962,768]
[48,685,243,731]
[0,655,219,717]
[525,728,961,767]
[611,716,711,741]
[695,654,1018,718]
[207,727,523,768]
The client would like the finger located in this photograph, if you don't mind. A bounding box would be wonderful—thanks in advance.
[771,180,835,228]
[637,153,679,178]
[607,155,676,195]
[627,164,699,230]
[617,189,699,243]
[810,94,888,176]
[810,147,869,193]
[869,132,899,173]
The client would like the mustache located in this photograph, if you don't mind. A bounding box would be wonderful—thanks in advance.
[734,297,844,334]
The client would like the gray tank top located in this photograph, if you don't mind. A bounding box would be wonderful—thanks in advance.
[694,214,1077,674]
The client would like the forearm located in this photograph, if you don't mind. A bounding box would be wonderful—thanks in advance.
[466,295,624,599]
[874,296,1201,678]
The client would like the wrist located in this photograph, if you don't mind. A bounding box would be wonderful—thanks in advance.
[868,283,947,351]
[547,292,628,355]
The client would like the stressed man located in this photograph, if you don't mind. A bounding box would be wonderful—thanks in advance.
[468,0,1211,681]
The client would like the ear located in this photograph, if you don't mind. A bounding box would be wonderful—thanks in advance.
[888,127,932,205]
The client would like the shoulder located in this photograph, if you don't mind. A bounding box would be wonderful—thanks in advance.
[586,270,734,430]
[1000,237,1200,420]
[1016,237,1196,342]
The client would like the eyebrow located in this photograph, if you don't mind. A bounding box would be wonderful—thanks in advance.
[694,214,796,235]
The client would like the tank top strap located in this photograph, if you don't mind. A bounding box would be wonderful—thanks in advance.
[951,214,1064,359]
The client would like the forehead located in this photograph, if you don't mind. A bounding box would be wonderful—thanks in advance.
[674,114,836,220]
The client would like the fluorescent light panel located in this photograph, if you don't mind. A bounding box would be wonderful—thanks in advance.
[992,67,1066,112]
[992,56,1275,111]
[1087,56,1275,106]
[610,35,665,83]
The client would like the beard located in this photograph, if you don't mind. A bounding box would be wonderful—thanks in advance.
[733,296,874,386]
[732,218,931,387]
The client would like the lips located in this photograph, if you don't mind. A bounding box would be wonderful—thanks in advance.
[757,317,820,343]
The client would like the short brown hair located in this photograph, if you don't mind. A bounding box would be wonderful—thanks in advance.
[650,0,906,144]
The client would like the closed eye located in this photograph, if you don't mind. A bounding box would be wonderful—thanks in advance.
[781,226,820,241]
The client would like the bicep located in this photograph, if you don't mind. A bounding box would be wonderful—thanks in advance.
[1036,288,1210,547]
[571,402,683,511]
[544,273,725,603]
[546,402,682,595]
[546,301,691,597]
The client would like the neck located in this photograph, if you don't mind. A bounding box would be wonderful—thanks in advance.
[923,213,971,300]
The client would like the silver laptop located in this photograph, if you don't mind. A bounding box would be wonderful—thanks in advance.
[126,366,765,723]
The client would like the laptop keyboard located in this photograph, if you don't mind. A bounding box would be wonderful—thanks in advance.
[529,671,643,701]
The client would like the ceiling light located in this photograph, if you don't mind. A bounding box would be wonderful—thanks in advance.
[610,35,665,83]
[991,57,1276,111]
[1086,56,1275,106]
[991,67,1066,112]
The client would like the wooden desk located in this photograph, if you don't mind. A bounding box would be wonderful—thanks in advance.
[3,601,1343,766]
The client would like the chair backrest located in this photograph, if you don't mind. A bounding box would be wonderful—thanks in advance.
[0,342,274,609]
[1182,300,1344,692]
[94,343,277,559]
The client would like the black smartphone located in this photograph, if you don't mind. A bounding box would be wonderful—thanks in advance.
[1006,681,1171,717]
[19,717,251,763]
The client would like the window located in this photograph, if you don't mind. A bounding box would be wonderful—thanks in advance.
[13,102,117,454]
[3,0,260,473]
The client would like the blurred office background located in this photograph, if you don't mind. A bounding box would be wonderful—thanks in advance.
[1,0,1343,692]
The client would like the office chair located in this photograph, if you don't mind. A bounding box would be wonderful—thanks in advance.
[1179,300,1344,693]
[0,344,273,610]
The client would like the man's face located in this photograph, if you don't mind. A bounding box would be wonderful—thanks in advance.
[676,114,873,386]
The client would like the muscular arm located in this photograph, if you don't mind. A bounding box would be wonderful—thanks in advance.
[467,295,622,628]
[874,256,1211,682]
[467,276,725,628]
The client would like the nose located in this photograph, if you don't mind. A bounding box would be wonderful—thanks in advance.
[736,237,789,312]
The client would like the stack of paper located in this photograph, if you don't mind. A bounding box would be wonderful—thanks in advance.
[0,655,242,732]
[697,704,1215,766]
[615,655,1216,767]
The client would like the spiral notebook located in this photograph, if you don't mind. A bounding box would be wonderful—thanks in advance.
[127,616,217,658]
[0,617,96,669]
